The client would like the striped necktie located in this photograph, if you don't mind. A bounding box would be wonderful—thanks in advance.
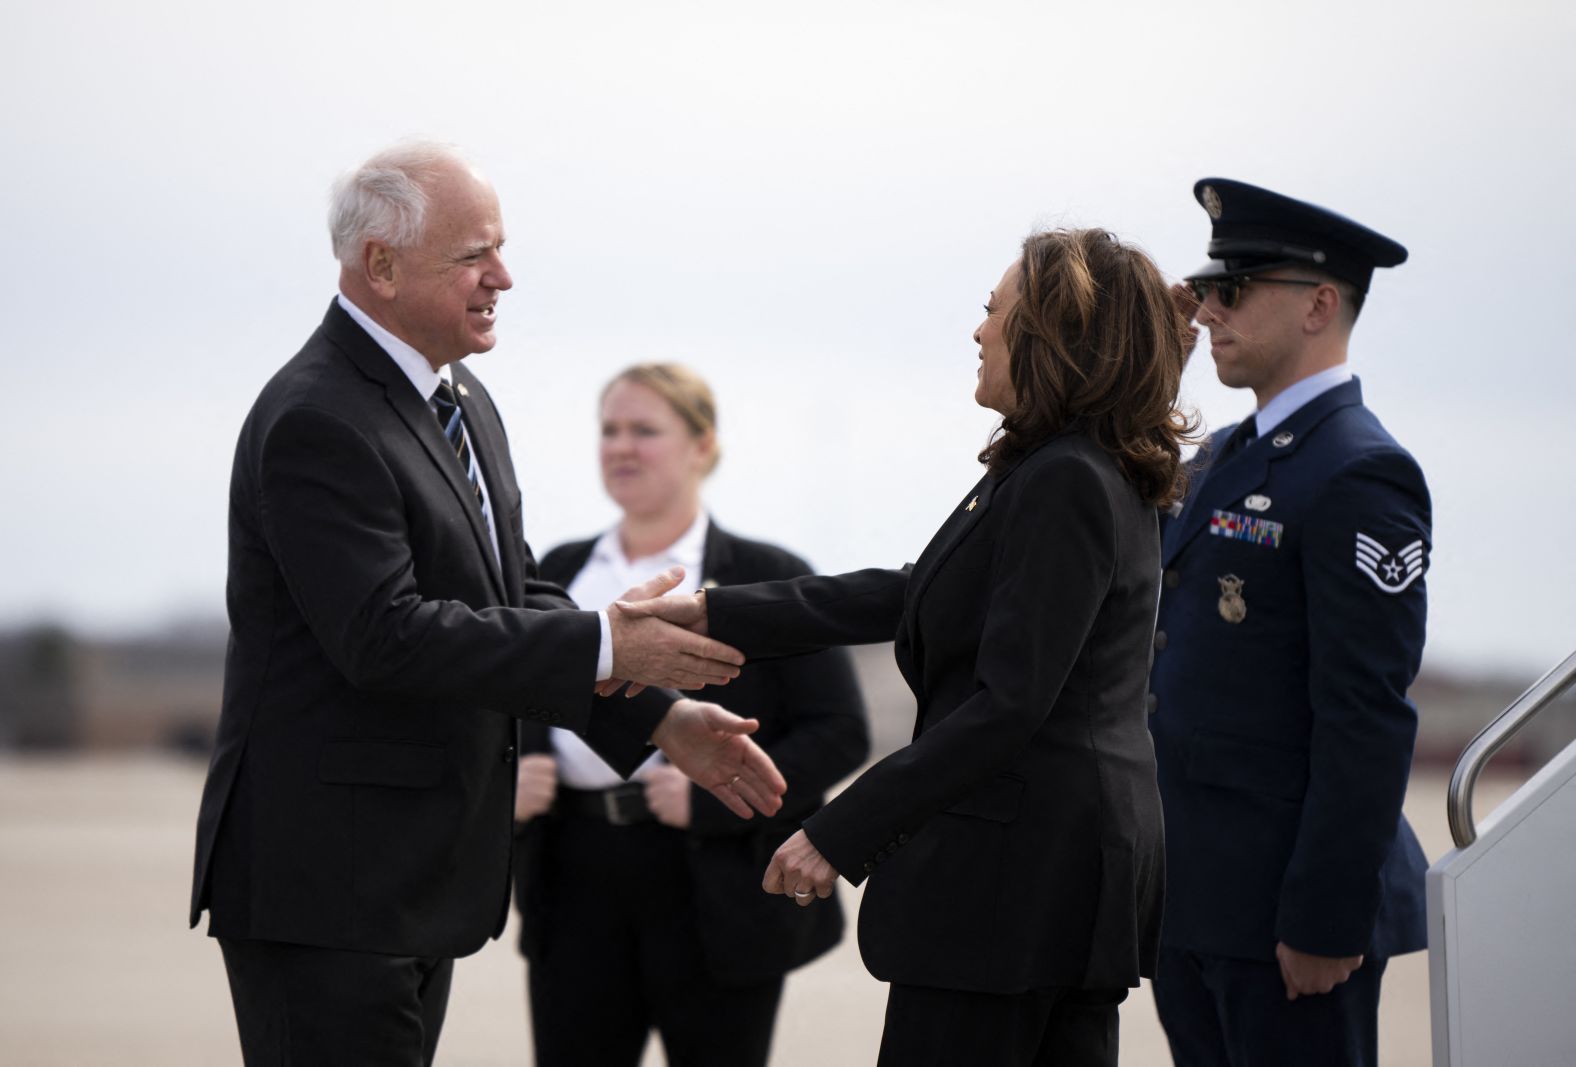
[432,380,487,518]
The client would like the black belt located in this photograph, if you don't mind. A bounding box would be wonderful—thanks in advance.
[555,783,655,826]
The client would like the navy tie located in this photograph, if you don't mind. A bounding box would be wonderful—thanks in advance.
[1220,414,1258,459]
[432,380,487,516]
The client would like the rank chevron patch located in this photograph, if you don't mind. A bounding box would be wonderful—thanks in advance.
[1354,532,1426,593]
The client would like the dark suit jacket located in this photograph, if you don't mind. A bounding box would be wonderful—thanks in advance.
[704,432,1166,995]
[1149,377,1430,962]
[189,300,665,960]
[513,521,871,984]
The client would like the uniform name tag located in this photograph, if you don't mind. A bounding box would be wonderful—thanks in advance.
[1210,509,1284,549]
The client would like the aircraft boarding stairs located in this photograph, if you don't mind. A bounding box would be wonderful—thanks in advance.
[1428,649,1576,1065]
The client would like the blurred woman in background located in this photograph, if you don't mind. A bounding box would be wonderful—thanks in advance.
[512,362,870,1067]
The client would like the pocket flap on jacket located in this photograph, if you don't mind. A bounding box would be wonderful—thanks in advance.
[944,774,1025,823]
[1186,730,1307,801]
[319,740,444,789]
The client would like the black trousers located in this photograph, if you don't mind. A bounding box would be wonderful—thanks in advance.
[527,815,784,1067]
[876,981,1127,1067]
[1153,946,1388,1067]
[218,937,453,1066]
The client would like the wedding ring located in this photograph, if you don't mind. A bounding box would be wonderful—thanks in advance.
[729,775,741,787]
[793,890,813,898]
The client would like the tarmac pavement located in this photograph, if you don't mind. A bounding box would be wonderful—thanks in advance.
[0,756,1520,1065]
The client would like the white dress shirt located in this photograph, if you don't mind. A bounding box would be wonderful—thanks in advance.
[1254,363,1354,437]
[336,292,612,681]
[551,512,710,789]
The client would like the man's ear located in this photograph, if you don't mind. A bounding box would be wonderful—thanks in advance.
[365,241,398,300]
[1304,282,1342,335]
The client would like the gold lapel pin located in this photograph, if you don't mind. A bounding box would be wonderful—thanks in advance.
[965,496,979,512]
[456,383,470,397]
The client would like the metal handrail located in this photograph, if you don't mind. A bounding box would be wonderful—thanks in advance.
[1447,648,1576,848]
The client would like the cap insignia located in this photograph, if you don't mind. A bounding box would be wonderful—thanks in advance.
[1202,185,1223,219]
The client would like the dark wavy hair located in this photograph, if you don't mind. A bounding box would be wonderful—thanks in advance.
[978,229,1198,508]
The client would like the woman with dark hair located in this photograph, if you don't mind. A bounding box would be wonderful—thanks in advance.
[618,230,1196,1066]
[511,363,869,1067]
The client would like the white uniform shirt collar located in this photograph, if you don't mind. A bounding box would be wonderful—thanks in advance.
[589,510,709,576]
[337,292,451,400]
[1255,364,1354,437]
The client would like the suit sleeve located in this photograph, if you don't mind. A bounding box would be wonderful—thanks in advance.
[257,404,601,729]
[803,455,1117,885]
[689,560,872,836]
[1276,450,1431,956]
[707,568,910,657]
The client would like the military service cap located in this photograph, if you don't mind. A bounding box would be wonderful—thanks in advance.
[1187,178,1407,294]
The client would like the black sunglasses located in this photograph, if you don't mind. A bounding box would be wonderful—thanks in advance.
[1190,276,1320,310]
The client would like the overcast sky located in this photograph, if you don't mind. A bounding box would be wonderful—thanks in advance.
[3,0,1572,679]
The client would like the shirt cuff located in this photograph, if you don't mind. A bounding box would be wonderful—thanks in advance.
[595,609,614,682]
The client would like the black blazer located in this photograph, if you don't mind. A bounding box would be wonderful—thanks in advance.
[706,432,1166,994]
[190,300,666,960]
[513,522,871,984]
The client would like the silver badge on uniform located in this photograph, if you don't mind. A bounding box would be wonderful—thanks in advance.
[1217,574,1247,623]
[1272,431,1294,448]
[1244,494,1272,512]
[1354,532,1426,594]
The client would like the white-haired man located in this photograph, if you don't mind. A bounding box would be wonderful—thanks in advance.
[190,142,785,1065]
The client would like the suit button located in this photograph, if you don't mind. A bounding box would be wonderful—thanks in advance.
[896,833,910,845]
[1153,630,1168,651]
[864,861,876,873]
[502,745,516,763]
[1146,693,1159,715]
[875,852,888,864]
[1164,569,1181,589]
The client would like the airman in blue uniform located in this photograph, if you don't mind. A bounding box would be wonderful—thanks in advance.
[1148,178,1431,1066]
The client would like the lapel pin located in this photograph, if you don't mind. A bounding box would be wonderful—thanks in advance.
[456,383,470,397]
[1244,494,1272,512]
[965,496,979,512]
[1217,574,1247,624]
[1272,431,1294,448]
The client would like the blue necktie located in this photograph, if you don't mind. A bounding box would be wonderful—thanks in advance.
[432,380,488,521]
[1219,414,1258,460]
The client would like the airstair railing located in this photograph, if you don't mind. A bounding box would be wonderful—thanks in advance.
[1447,648,1576,848]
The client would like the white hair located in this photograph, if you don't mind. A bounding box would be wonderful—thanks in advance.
[328,140,474,269]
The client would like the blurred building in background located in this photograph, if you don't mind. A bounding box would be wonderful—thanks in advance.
[1,621,1570,771]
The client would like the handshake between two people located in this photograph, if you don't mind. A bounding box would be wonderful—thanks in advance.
[596,566,783,823]
[594,567,843,905]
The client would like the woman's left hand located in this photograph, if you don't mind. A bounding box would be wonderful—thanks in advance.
[763,829,839,907]
[643,765,693,829]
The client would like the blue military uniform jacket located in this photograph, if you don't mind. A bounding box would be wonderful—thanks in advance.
[1149,377,1430,962]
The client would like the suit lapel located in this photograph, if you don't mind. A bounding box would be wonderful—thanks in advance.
[902,471,995,662]
[324,303,508,603]
[1162,378,1365,566]
[699,519,734,587]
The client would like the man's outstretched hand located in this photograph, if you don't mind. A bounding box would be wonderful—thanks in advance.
[602,569,738,696]
[651,699,786,819]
